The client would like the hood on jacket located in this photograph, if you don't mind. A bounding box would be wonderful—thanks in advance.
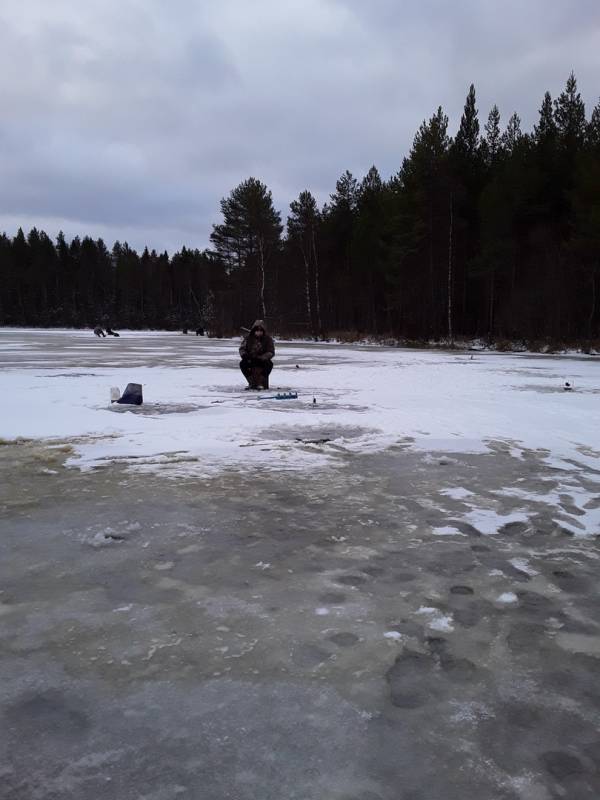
[250,319,268,334]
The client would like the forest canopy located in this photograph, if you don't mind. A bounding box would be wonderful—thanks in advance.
[1,74,599,344]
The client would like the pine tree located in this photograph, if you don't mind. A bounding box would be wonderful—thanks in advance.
[355,166,386,332]
[12,228,29,322]
[210,177,282,323]
[455,84,480,159]
[534,91,557,144]
[450,85,484,336]
[483,105,502,166]
[587,99,600,149]
[501,112,522,153]
[554,72,586,149]
[390,107,451,337]
[288,190,322,335]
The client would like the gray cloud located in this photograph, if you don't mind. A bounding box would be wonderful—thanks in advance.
[0,0,598,252]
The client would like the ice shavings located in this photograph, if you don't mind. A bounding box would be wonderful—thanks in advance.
[509,558,539,577]
[497,592,518,604]
[432,526,467,536]
[415,607,454,632]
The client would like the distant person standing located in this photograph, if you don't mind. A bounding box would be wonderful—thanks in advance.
[239,320,275,390]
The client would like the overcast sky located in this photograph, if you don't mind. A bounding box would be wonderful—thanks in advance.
[1,0,598,253]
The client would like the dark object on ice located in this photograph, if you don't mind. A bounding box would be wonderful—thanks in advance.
[239,320,275,390]
[94,326,106,337]
[182,328,188,334]
[104,531,125,541]
[313,397,317,405]
[196,327,205,336]
[106,328,120,337]
[564,381,572,391]
[295,364,300,368]
[117,383,143,405]
[258,391,298,400]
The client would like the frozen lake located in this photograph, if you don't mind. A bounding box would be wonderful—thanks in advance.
[1,329,600,798]
[1,328,599,537]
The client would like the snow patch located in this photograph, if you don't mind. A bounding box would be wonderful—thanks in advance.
[497,592,518,604]
[432,526,467,537]
[416,607,454,632]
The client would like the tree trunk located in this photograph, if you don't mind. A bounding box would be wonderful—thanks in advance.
[429,204,435,337]
[448,194,453,343]
[311,230,322,336]
[588,267,597,340]
[301,244,313,334]
[258,237,267,320]
[488,268,495,340]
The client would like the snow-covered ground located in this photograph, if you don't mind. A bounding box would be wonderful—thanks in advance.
[2,328,599,535]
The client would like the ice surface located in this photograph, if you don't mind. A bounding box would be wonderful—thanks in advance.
[440,487,474,500]
[1,329,599,538]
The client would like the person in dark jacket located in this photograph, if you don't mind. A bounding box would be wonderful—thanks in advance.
[239,320,275,389]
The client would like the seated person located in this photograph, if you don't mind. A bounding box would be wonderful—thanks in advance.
[239,320,275,390]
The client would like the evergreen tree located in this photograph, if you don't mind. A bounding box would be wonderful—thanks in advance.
[390,107,451,336]
[211,177,282,322]
[454,84,480,159]
[587,99,600,149]
[354,166,387,331]
[554,72,586,149]
[483,105,502,166]
[534,91,557,144]
[287,190,322,335]
[450,85,484,335]
[501,112,522,153]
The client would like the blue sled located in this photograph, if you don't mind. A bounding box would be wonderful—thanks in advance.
[258,391,298,400]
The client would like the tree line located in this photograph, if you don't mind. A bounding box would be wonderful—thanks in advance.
[1,73,599,343]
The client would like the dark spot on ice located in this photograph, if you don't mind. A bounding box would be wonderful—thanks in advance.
[471,544,490,553]
[319,592,347,604]
[386,649,438,708]
[505,703,542,729]
[452,606,480,628]
[516,592,556,615]
[507,623,545,652]
[337,574,368,586]
[425,636,447,653]
[450,585,474,595]
[337,793,384,800]
[6,690,90,739]
[553,569,573,579]
[501,521,529,535]
[394,571,416,583]
[329,632,359,647]
[540,750,586,780]
[439,654,478,681]
[291,644,331,668]
[362,565,384,577]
